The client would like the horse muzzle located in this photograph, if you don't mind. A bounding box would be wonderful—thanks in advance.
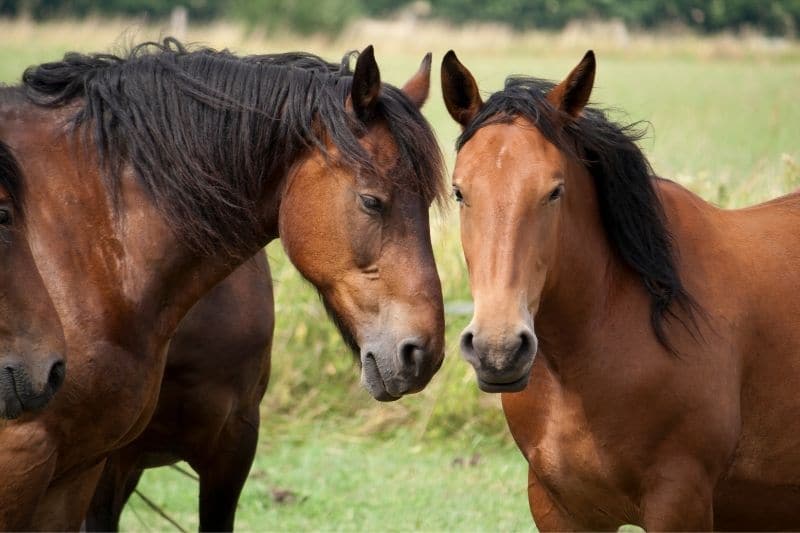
[360,336,443,402]
[0,355,66,419]
[460,325,537,393]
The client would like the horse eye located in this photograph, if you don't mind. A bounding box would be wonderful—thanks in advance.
[359,194,383,214]
[0,208,11,226]
[548,184,565,202]
[453,186,464,204]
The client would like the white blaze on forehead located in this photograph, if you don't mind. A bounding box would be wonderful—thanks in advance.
[495,145,508,170]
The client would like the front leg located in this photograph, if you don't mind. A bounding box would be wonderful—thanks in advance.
[528,466,580,531]
[0,422,58,529]
[194,412,260,532]
[640,458,714,530]
[85,450,143,531]
[30,460,107,530]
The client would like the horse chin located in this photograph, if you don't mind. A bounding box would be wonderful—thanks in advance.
[360,353,401,402]
[476,373,531,393]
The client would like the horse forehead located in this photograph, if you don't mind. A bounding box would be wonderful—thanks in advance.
[455,123,561,189]
[362,120,400,171]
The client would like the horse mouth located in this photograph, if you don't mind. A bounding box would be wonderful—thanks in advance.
[0,394,23,419]
[1,367,55,418]
[476,374,530,393]
[361,353,401,402]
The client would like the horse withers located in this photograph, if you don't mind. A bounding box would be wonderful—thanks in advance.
[443,50,800,529]
[0,42,445,528]
[0,140,65,420]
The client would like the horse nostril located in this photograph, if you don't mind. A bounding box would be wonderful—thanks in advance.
[460,331,475,356]
[47,359,66,392]
[517,329,537,359]
[398,340,426,378]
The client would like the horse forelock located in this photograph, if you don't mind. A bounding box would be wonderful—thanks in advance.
[457,76,700,353]
[19,38,445,257]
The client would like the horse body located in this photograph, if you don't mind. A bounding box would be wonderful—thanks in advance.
[503,179,800,529]
[0,42,445,528]
[87,253,274,531]
[443,50,800,529]
[0,101,212,528]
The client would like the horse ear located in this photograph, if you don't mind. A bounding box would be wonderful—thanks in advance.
[350,45,381,122]
[401,52,432,109]
[441,50,483,127]
[547,50,595,118]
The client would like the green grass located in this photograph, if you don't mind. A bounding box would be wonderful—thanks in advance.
[119,427,532,531]
[1,20,799,530]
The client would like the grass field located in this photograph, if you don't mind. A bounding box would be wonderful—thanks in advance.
[1,17,799,531]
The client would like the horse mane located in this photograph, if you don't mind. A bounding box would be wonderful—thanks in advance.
[458,76,698,352]
[0,138,23,212]
[21,38,445,257]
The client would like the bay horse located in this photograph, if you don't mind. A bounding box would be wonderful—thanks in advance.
[0,140,65,420]
[86,253,273,531]
[0,40,445,528]
[442,50,800,530]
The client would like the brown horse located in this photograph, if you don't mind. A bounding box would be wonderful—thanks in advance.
[443,50,800,530]
[0,40,445,528]
[0,140,65,420]
[86,253,273,531]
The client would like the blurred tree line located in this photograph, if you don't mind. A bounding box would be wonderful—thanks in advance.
[0,0,797,36]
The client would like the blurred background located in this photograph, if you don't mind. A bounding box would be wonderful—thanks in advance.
[1,1,799,530]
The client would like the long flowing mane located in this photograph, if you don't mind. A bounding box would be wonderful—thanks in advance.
[458,76,697,351]
[21,38,445,256]
[0,138,23,212]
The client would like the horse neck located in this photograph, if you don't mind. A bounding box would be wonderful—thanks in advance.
[536,160,628,358]
[5,104,278,348]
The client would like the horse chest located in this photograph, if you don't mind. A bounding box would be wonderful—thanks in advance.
[504,379,638,526]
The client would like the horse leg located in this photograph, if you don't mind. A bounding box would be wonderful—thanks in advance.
[0,423,58,529]
[85,452,143,531]
[28,459,107,530]
[527,467,579,531]
[195,413,259,532]
[640,458,714,530]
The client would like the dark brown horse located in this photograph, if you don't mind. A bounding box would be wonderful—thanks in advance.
[0,141,65,420]
[0,40,445,528]
[443,50,800,530]
[86,253,273,531]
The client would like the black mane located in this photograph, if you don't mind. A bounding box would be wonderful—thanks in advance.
[21,38,444,257]
[0,139,22,213]
[459,76,697,351]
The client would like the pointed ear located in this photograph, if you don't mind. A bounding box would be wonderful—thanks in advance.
[401,52,432,108]
[441,50,483,128]
[351,45,381,121]
[547,50,595,118]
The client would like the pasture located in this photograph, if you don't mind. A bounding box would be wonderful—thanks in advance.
[1,18,798,530]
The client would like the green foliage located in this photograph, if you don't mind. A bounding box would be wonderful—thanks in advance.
[1,0,799,36]
[0,0,221,19]
[228,0,363,36]
[426,0,800,35]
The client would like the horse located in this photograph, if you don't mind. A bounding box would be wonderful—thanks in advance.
[0,39,446,529]
[0,140,66,420]
[86,252,273,531]
[442,50,800,530]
